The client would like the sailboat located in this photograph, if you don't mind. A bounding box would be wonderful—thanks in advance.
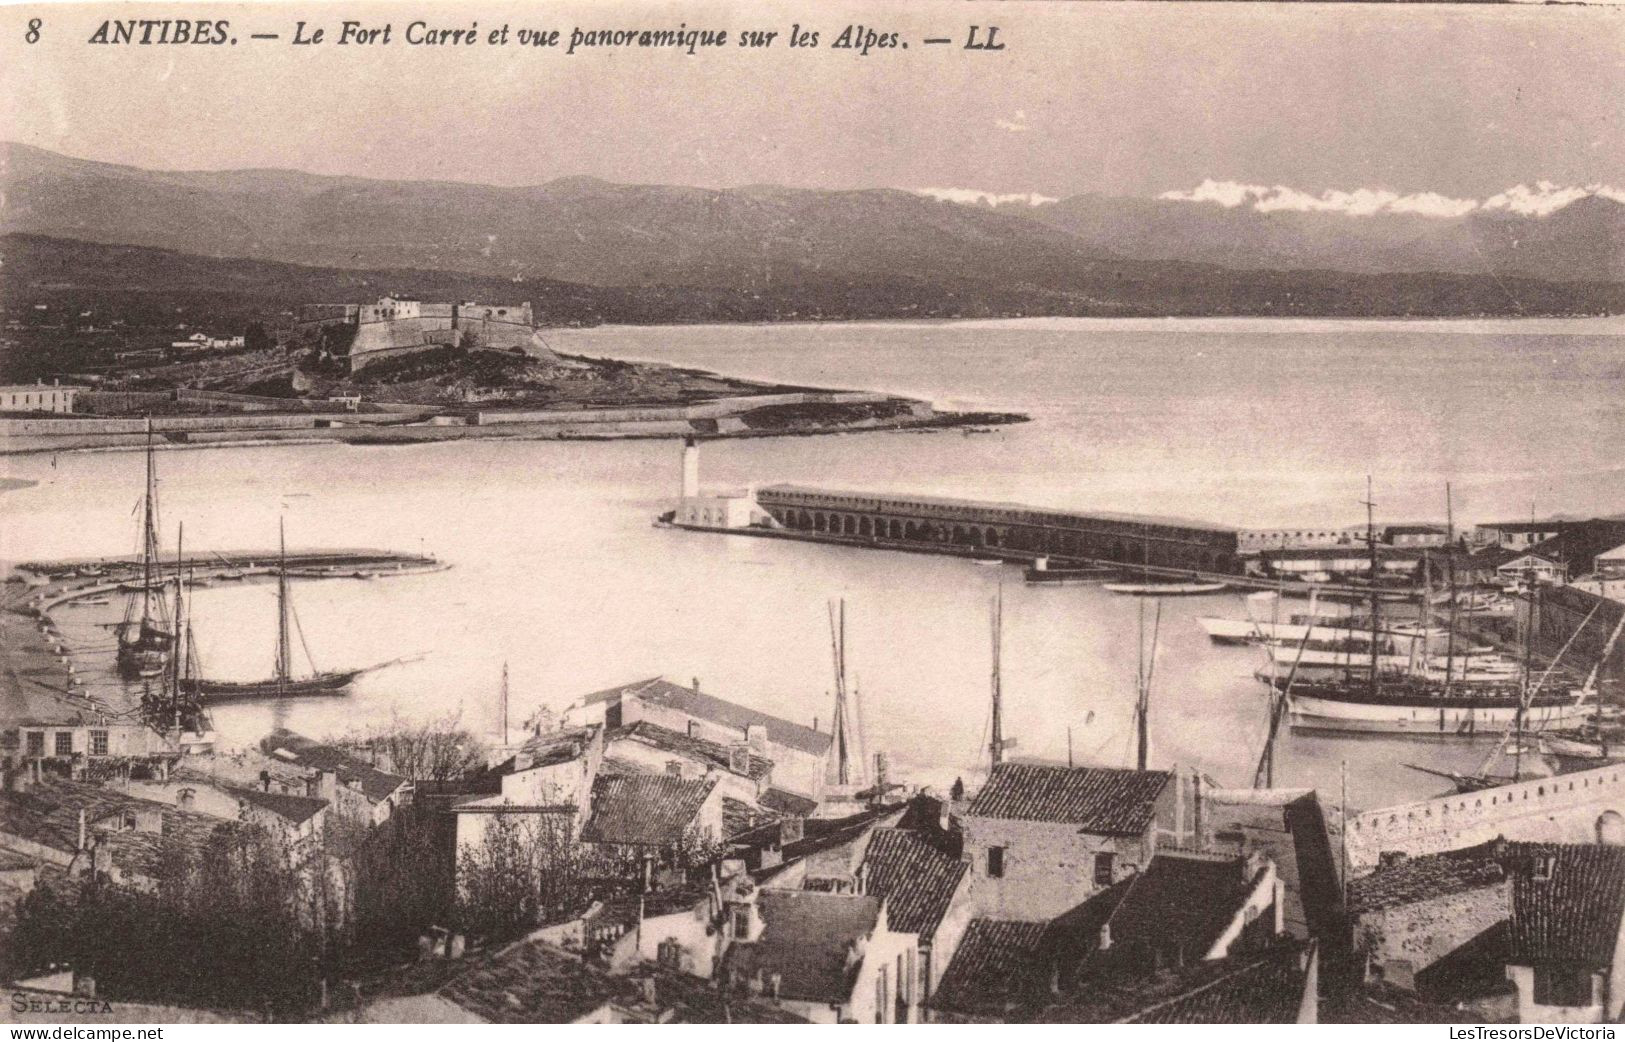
[116,419,174,680]
[181,520,363,703]
[141,524,214,742]
[1270,481,1590,737]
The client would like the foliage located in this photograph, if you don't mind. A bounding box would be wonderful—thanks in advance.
[7,826,322,1018]
[347,710,488,784]
[455,809,591,943]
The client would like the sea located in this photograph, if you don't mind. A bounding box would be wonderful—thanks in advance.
[4,316,1623,811]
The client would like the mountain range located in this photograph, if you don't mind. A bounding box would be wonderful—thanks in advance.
[1,143,1619,319]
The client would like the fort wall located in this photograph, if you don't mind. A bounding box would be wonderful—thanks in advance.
[1345,762,1625,875]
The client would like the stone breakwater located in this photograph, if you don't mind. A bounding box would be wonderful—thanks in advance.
[0,392,1011,454]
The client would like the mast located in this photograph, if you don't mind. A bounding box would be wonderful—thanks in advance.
[500,662,510,747]
[1363,477,1380,700]
[1516,569,1536,782]
[275,518,291,693]
[827,599,853,786]
[1445,483,1457,691]
[140,417,158,626]
[990,590,1004,770]
[170,522,184,728]
[1136,597,1161,771]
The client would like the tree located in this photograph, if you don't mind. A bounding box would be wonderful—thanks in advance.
[7,825,323,1017]
[456,807,592,943]
[244,321,271,353]
[347,710,488,783]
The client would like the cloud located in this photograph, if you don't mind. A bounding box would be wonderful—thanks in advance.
[995,109,1029,133]
[915,187,1058,207]
[1158,178,1619,218]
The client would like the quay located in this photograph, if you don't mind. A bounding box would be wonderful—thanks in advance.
[1,548,445,742]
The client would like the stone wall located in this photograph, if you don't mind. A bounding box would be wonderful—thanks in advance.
[959,784,1177,921]
[1346,763,1625,874]
[1353,879,1510,985]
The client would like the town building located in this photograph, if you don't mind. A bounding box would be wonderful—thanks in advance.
[722,888,921,1023]
[0,383,83,415]
[1349,841,1512,995]
[579,772,725,861]
[1384,524,1451,548]
[602,719,774,804]
[259,730,411,825]
[959,762,1177,920]
[0,778,237,890]
[1596,542,1625,579]
[1496,553,1568,586]
[1474,521,1570,550]
[1504,843,1625,1023]
[1347,839,1625,1023]
[568,678,831,801]
[855,825,973,1010]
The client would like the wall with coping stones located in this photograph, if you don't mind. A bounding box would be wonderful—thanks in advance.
[1346,762,1625,875]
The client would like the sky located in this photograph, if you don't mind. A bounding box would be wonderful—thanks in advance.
[1,0,1621,202]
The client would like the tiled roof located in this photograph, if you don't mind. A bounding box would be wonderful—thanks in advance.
[379,938,810,1024]
[607,720,774,780]
[232,786,328,825]
[261,729,409,802]
[1508,842,1625,968]
[722,797,769,839]
[858,828,969,943]
[760,788,818,817]
[511,726,599,771]
[0,779,235,874]
[1101,852,1258,962]
[967,763,1171,835]
[1349,840,1508,913]
[581,774,718,847]
[1071,941,1315,1024]
[930,919,1049,1015]
[439,940,623,1023]
[581,678,831,756]
[725,891,881,1005]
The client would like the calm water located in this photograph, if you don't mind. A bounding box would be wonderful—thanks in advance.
[5,317,1623,811]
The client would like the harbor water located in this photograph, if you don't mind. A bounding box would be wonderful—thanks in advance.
[5,317,1623,810]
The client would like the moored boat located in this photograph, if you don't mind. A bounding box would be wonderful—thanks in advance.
[1104,581,1228,596]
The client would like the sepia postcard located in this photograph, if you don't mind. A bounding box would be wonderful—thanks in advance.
[1,0,1623,1028]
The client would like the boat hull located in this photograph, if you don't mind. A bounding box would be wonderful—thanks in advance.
[1104,582,1228,596]
[1288,692,1591,736]
[182,670,359,704]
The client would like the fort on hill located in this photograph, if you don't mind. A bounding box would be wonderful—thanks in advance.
[296,296,552,372]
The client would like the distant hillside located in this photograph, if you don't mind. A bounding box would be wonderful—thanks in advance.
[1004,191,1625,284]
[2,144,1621,317]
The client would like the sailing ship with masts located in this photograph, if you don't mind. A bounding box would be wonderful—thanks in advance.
[116,420,174,680]
[180,520,368,703]
[1260,481,1591,737]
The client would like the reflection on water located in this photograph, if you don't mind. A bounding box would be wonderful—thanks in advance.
[7,317,1621,811]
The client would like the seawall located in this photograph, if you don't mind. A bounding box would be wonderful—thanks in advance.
[1344,762,1625,874]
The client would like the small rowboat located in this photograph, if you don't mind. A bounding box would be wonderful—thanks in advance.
[1104,581,1229,596]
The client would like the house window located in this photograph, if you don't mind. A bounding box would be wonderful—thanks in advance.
[875,965,888,1023]
[986,845,1005,878]
[90,730,108,756]
[732,905,751,938]
[26,731,44,757]
[55,732,73,756]
[1095,851,1116,886]
[1533,965,1593,1007]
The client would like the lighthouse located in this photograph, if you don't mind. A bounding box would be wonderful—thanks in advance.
[681,437,700,500]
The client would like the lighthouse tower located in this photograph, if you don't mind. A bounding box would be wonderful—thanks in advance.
[681,437,701,500]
